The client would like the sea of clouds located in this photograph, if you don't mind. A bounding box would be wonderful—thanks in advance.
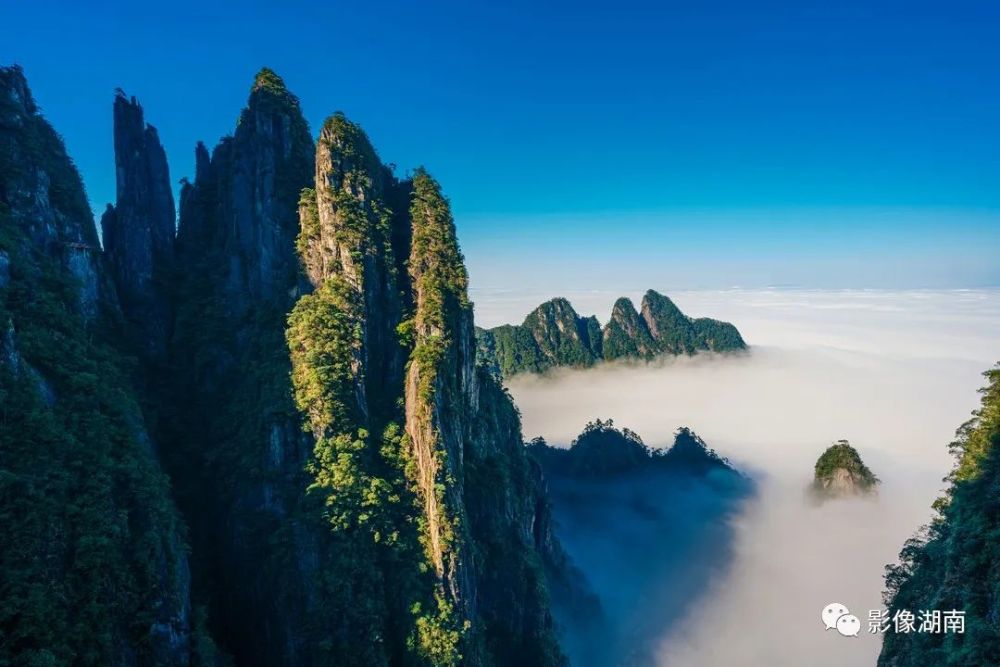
[472,288,1000,667]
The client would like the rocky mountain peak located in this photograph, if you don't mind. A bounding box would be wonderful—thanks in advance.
[0,65,102,317]
[216,68,314,306]
[102,90,176,360]
[0,64,36,120]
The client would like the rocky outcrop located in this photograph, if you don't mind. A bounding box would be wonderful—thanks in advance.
[101,91,176,361]
[811,440,879,498]
[0,64,201,667]
[479,289,747,377]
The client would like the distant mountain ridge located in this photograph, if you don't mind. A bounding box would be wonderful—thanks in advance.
[476,289,746,377]
[527,420,736,478]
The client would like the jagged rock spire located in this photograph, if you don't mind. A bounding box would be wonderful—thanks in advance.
[215,67,314,306]
[101,90,176,359]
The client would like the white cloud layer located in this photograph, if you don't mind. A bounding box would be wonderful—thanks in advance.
[475,288,1000,667]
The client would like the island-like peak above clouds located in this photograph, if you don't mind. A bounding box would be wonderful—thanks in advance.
[476,289,747,378]
[811,439,880,498]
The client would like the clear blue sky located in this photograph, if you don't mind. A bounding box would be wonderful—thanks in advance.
[3,0,999,289]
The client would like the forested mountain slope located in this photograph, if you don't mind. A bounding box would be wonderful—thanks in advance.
[879,365,1000,666]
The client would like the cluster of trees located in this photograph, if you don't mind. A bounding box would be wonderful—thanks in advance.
[527,419,732,478]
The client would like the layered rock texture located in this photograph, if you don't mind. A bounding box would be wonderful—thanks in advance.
[0,63,570,665]
[477,289,746,377]
[880,366,1000,667]
[0,65,209,666]
[810,440,879,498]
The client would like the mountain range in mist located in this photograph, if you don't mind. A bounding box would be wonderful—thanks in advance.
[476,291,746,378]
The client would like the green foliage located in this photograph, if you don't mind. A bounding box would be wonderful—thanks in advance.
[409,168,470,322]
[490,324,550,376]
[296,186,319,258]
[522,299,600,369]
[879,365,1000,667]
[410,594,466,666]
[641,290,746,355]
[565,418,651,476]
[287,278,363,434]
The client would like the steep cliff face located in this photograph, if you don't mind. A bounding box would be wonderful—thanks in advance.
[0,65,205,666]
[101,91,175,362]
[290,112,564,665]
[167,69,317,666]
[480,289,747,377]
[880,366,1000,667]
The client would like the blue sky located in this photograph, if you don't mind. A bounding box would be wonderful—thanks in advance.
[3,0,999,289]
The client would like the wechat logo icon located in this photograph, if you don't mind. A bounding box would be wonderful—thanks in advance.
[822,602,860,637]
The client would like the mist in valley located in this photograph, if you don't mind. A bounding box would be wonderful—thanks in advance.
[475,288,1000,667]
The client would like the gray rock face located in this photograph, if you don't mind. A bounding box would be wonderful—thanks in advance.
[221,72,314,310]
[170,69,318,666]
[101,92,176,360]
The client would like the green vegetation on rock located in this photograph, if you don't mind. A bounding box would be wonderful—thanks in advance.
[811,440,879,497]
